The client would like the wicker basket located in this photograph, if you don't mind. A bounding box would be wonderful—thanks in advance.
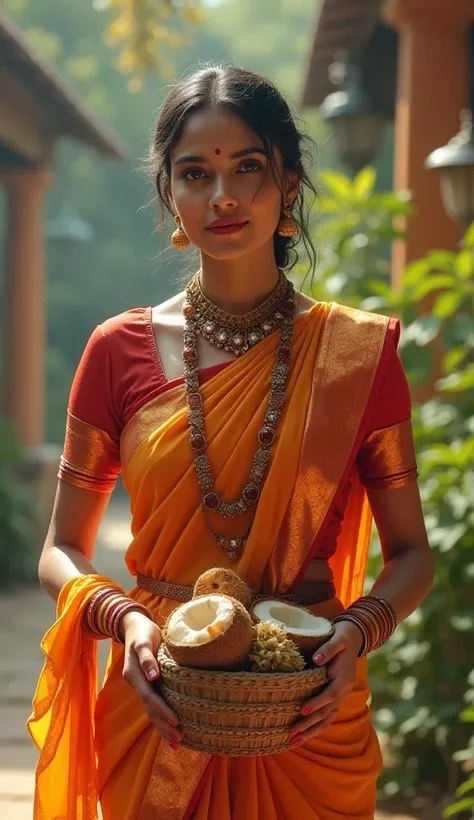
[157,646,327,756]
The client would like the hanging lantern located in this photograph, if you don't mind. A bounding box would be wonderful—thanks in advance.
[425,110,474,227]
[319,64,388,174]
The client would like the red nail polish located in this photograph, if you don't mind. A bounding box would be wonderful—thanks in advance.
[290,733,302,746]
[301,706,313,716]
[314,653,325,665]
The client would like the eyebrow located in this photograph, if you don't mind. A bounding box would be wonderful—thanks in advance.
[174,146,267,165]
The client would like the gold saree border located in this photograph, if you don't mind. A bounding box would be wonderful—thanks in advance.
[120,384,187,469]
[138,743,209,820]
[267,303,389,591]
[58,412,120,493]
[357,418,418,490]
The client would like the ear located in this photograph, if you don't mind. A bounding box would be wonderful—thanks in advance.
[285,171,300,207]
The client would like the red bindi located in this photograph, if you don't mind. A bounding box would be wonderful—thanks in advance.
[215,148,221,155]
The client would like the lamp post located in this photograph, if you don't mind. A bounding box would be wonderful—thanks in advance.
[425,110,474,227]
[319,64,388,174]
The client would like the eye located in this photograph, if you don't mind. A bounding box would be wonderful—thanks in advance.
[182,168,207,181]
[238,160,263,173]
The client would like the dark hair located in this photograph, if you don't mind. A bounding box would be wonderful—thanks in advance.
[148,64,317,273]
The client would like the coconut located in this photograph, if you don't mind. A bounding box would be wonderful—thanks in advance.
[163,594,253,670]
[251,599,335,655]
[193,567,252,610]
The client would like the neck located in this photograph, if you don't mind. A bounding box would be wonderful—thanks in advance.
[199,244,281,315]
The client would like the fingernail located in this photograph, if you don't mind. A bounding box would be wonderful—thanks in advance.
[301,706,313,716]
[167,716,179,727]
[313,653,325,665]
[147,669,159,680]
[168,739,179,750]
[290,733,302,747]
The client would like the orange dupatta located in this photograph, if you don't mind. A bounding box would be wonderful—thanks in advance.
[28,302,391,820]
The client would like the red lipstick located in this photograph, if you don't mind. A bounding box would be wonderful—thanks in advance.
[207,217,248,235]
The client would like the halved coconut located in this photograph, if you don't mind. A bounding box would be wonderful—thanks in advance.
[163,594,253,670]
[193,568,252,610]
[251,600,335,655]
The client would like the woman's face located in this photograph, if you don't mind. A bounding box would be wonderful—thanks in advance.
[169,106,295,260]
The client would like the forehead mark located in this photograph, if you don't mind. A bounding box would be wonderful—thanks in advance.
[215,148,221,155]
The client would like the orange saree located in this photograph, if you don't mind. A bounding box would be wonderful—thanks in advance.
[28,301,417,820]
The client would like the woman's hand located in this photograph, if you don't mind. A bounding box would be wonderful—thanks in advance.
[121,610,182,749]
[288,620,363,746]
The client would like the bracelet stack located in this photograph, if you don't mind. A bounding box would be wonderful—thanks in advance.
[333,595,398,656]
[83,587,151,644]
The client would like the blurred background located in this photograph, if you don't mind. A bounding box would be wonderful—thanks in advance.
[0,1,473,818]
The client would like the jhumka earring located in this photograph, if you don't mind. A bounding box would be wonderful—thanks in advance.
[171,215,190,250]
[277,204,298,238]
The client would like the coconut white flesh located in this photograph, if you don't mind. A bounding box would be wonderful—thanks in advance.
[253,601,332,636]
[166,595,234,646]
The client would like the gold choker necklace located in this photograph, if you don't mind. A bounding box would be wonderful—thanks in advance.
[185,272,294,357]
[182,275,295,561]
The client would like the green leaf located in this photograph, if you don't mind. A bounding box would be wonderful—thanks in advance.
[460,707,474,722]
[433,291,462,319]
[438,366,474,392]
[443,796,474,817]
[411,274,457,302]
[425,250,456,271]
[353,167,376,201]
[403,259,435,288]
[462,221,474,249]
[318,197,343,214]
[455,248,474,279]
[363,278,393,297]
[443,346,468,374]
[319,169,354,202]
[455,778,474,797]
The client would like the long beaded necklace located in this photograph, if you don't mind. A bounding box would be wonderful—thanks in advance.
[182,273,295,561]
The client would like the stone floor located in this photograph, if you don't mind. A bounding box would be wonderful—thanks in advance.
[0,495,418,819]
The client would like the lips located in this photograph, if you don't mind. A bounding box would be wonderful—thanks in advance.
[207,218,248,235]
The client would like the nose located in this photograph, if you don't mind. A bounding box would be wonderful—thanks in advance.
[209,175,239,210]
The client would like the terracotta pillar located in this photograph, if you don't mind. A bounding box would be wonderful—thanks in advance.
[1,169,51,447]
[383,0,473,288]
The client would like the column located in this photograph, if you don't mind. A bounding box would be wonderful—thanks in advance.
[1,169,51,448]
[383,0,473,287]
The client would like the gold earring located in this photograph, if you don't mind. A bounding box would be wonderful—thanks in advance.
[277,205,298,238]
[171,216,190,250]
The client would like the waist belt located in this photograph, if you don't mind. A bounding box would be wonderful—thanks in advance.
[136,573,336,607]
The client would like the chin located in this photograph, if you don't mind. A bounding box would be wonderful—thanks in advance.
[199,232,273,262]
[204,245,251,261]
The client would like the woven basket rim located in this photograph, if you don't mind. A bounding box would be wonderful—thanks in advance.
[158,645,326,684]
[162,688,302,715]
[180,718,291,739]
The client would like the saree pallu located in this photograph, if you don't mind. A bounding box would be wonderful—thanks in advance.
[28,302,398,820]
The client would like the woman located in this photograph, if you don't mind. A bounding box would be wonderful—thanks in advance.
[28,65,434,820]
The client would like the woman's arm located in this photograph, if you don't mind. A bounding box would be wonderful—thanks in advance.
[289,481,434,745]
[38,478,181,743]
[367,480,434,620]
[38,480,111,601]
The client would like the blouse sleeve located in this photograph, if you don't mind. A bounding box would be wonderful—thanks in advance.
[356,340,418,491]
[58,325,121,493]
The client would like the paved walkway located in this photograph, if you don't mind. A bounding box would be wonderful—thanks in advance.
[0,496,417,819]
